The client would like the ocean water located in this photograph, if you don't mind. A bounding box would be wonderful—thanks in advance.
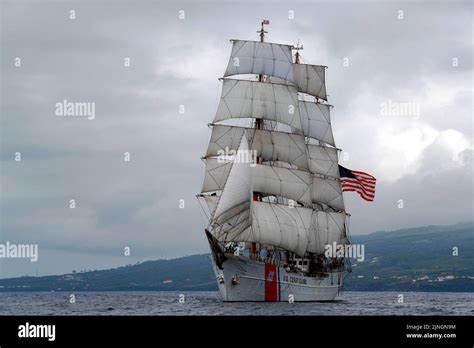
[0,291,472,316]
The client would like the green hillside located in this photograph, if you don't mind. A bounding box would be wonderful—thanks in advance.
[346,223,473,291]
[0,223,472,292]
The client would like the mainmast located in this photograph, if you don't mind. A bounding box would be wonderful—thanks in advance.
[294,41,303,64]
[258,19,269,45]
[253,19,269,201]
[250,19,270,259]
[255,20,269,113]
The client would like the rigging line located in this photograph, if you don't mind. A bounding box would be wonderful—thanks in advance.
[197,196,211,224]
[249,202,260,243]
[242,80,252,120]
[230,41,245,61]
[205,160,231,191]
[250,42,257,75]
[268,202,285,250]
[293,202,310,247]
[225,216,251,243]
[346,214,351,241]
[270,41,276,78]
[215,130,245,201]
[200,155,204,191]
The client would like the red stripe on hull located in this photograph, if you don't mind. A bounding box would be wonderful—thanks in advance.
[264,264,278,301]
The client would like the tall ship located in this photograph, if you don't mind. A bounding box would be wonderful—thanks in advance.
[198,21,371,302]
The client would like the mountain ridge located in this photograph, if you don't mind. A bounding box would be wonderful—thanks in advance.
[1,222,472,292]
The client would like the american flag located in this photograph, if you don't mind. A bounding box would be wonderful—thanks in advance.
[339,165,376,202]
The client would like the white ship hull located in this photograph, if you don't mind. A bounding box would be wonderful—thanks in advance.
[211,253,344,302]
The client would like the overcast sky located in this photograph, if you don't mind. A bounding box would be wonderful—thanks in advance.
[1,0,472,278]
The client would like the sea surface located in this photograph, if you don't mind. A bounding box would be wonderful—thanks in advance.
[0,291,473,316]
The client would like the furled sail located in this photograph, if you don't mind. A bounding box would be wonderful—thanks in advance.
[213,79,302,131]
[224,40,294,82]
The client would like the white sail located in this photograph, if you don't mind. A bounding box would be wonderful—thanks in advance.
[253,164,312,206]
[294,64,327,100]
[307,144,340,178]
[224,40,294,82]
[299,101,335,146]
[205,125,246,158]
[270,64,327,100]
[249,201,313,256]
[197,194,219,215]
[252,164,344,209]
[213,134,252,220]
[308,211,346,254]
[201,158,232,193]
[252,128,308,169]
[232,201,346,256]
[312,177,345,211]
[213,79,302,131]
[212,202,251,241]
[205,125,308,170]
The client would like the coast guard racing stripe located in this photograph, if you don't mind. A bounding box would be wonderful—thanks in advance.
[264,264,279,301]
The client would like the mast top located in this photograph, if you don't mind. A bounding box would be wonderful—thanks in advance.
[294,40,303,64]
[257,19,270,42]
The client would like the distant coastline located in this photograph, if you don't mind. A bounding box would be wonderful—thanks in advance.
[1,223,472,293]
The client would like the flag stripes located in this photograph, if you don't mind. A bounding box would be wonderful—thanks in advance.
[339,165,376,202]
